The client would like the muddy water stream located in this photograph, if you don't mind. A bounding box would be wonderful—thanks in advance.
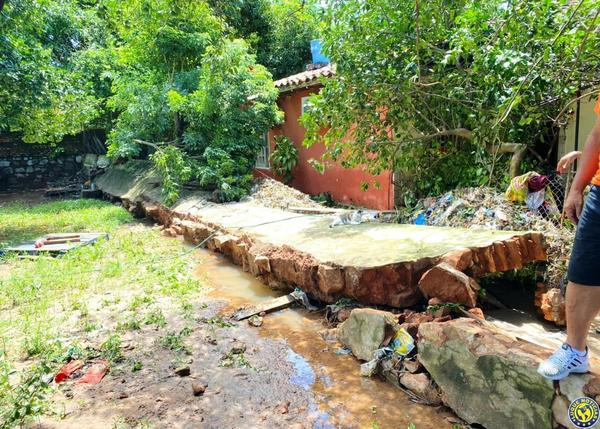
[195,250,455,429]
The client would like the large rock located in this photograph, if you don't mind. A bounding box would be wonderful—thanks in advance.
[418,318,554,429]
[337,308,399,361]
[418,262,480,308]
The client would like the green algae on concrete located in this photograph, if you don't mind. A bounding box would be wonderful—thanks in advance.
[174,199,534,268]
[418,319,554,429]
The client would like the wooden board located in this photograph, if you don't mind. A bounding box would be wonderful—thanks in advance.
[2,232,109,256]
[233,294,297,321]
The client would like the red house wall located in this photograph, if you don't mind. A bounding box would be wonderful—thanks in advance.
[256,86,394,210]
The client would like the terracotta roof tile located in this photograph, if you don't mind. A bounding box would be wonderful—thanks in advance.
[273,64,336,91]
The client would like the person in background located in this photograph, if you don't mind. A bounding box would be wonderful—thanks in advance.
[538,94,600,380]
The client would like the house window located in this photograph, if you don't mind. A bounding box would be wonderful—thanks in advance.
[256,133,270,169]
[301,96,313,114]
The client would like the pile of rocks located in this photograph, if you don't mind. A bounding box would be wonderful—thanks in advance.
[334,307,592,429]
[248,178,324,210]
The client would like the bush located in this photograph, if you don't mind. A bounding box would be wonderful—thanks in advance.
[270,135,299,184]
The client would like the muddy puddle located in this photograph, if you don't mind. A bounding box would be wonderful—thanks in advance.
[195,250,455,429]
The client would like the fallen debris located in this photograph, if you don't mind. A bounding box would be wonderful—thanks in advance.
[418,262,480,308]
[249,177,324,210]
[75,360,109,385]
[54,360,84,384]
[3,232,109,256]
[233,294,297,321]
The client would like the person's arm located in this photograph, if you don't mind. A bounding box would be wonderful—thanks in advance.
[557,150,582,173]
[565,119,600,223]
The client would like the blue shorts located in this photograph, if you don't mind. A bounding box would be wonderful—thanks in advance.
[568,185,600,286]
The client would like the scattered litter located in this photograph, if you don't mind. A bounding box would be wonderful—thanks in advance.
[329,210,381,228]
[410,186,574,289]
[389,328,415,357]
[334,347,352,355]
[75,359,109,385]
[291,288,318,311]
[360,328,415,378]
[54,360,84,384]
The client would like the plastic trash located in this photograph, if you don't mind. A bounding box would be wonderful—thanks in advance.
[526,189,545,211]
[360,348,393,377]
[414,213,427,225]
[75,359,109,385]
[54,360,84,383]
[389,328,415,357]
[334,347,352,355]
[291,288,318,311]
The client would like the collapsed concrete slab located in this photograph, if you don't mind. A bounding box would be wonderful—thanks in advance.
[418,318,554,429]
[95,162,548,308]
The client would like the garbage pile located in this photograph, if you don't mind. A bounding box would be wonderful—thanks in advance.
[248,177,324,210]
[412,186,574,289]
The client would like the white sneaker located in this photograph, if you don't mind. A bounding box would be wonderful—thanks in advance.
[537,344,589,381]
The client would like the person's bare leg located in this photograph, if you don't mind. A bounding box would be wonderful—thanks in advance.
[566,282,600,351]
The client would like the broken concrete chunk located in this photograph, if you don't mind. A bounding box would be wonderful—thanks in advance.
[399,372,441,405]
[417,318,553,429]
[254,255,271,273]
[316,265,345,295]
[440,248,473,272]
[535,284,566,326]
[337,308,399,361]
[174,366,191,377]
[418,262,480,308]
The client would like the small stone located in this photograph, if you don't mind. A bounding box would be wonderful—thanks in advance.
[248,315,263,327]
[230,340,246,354]
[585,377,600,397]
[175,366,191,377]
[428,297,445,306]
[467,308,484,319]
[399,372,441,405]
[192,382,208,397]
[278,401,291,414]
[403,358,423,374]
[117,391,129,399]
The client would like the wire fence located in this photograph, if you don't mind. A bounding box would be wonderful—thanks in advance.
[544,169,576,227]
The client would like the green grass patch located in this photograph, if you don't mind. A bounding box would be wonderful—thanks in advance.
[0,198,204,427]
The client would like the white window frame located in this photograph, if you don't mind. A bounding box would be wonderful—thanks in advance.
[255,133,270,169]
[301,96,313,114]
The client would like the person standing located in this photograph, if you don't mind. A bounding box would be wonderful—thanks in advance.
[538,94,600,380]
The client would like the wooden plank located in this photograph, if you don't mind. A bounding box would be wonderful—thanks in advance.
[233,294,297,321]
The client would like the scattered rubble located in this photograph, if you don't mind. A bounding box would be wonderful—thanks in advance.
[412,186,574,324]
[418,262,480,308]
[248,177,324,210]
[336,308,400,361]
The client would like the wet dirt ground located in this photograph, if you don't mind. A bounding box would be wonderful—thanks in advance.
[196,250,457,429]
[30,233,457,429]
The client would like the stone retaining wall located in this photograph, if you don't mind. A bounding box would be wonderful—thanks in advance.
[0,154,83,189]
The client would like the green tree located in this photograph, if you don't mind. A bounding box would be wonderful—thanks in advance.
[0,0,109,143]
[303,0,600,204]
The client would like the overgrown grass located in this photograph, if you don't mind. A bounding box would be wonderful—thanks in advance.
[0,198,203,427]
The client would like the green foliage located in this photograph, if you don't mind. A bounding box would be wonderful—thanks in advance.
[150,146,193,205]
[168,39,283,202]
[0,353,51,429]
[270,135,299,183]
[157,328,192,354]
[209,0,320,78]
[304,0,600,202]
[0,0,114,142]
[101,333,123,363]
